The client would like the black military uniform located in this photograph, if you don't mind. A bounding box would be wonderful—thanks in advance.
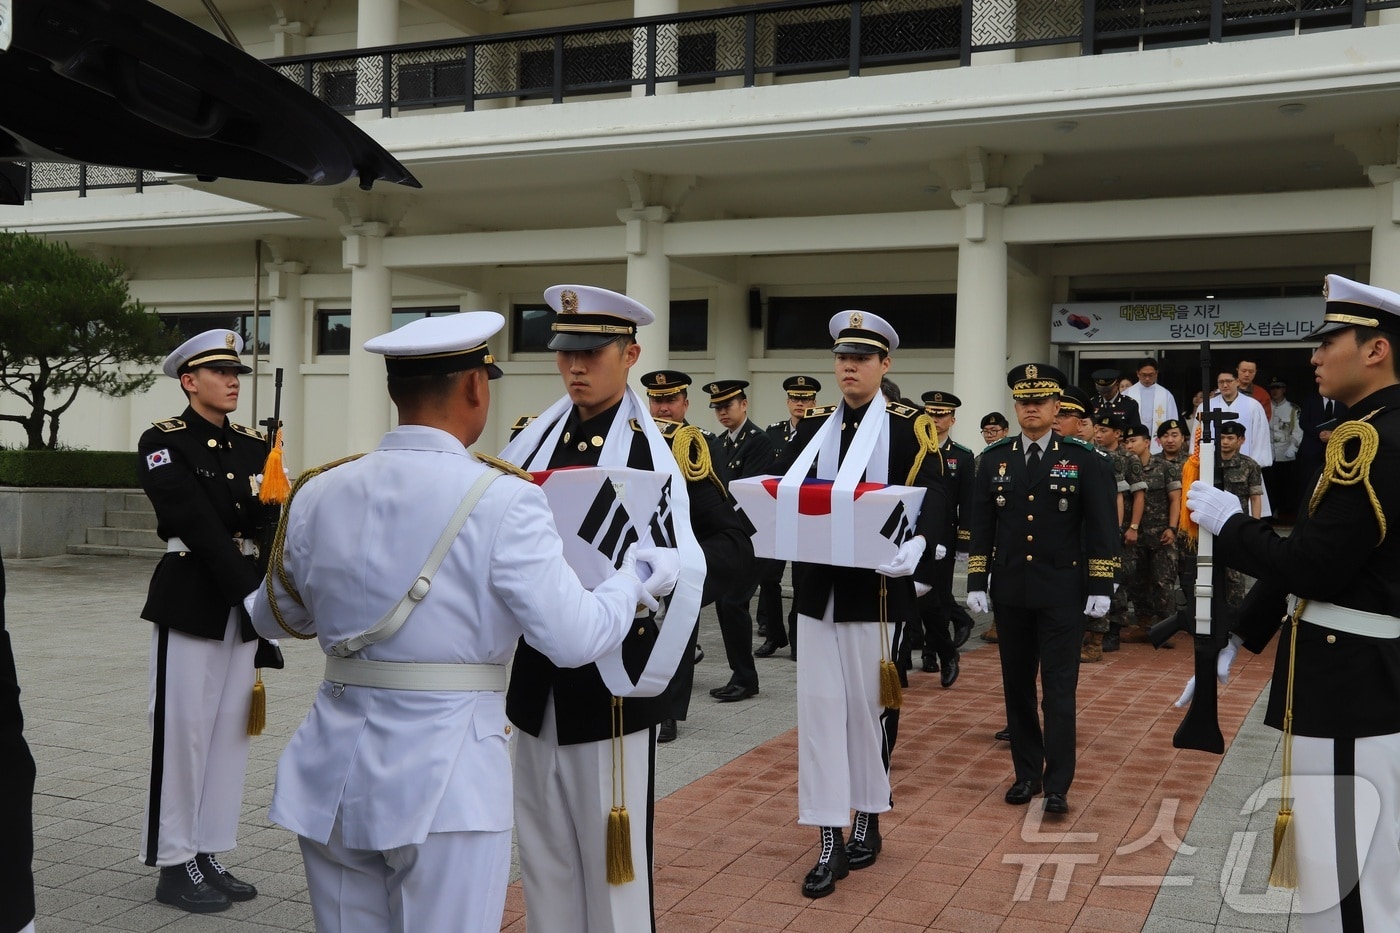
[968,364,1118,813]
[912,391,976,684]
[757,375,821,659]
[703,379,773,701]
[1205,275,1400,929]
[1,555,36,933]
[138,330,274,914]
[1090,368,1141,426]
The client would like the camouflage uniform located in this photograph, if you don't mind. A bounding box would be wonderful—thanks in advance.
[1162,450,1194,601]
[1097,447,1145,634]
[1218,452,1264,607]
[1127,454,1181,625]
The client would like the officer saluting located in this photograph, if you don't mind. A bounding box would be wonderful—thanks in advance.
[967,365,1118,815]
[137,329,275,912]
[1188,275,1400,930]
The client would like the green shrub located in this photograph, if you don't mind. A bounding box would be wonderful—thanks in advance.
[0,449,140,488]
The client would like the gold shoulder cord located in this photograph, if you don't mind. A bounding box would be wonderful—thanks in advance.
[1271,412,1386,889]
[264,454,364,640]
[906,413,944,485]
[671,424,726,496]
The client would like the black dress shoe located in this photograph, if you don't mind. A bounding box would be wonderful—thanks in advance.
[920,655,939,673]
[845,812,882,870]
[708,684,729,698]
[994,727,1011,742]
[939,655,960,688]
[713,683,758,702]
[657,719,678,743]
[156,860,231,913]
[195,853,257,901]
[1044,793,1069,814]
[952,619,973,648]
[789,645,797,661]
[694,643,704,664]
[1004,779,1043,805]
[801,827,849,899]
[754,639,787,658]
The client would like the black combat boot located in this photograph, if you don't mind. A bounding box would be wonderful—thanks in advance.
[195,852,258,901]
[800,826,849,898]
[1102,624,1121,652]
[156,859,230,913]
[846,811,883,869]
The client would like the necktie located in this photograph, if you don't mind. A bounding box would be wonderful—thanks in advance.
[1028,442,1042,472]
[1324,399,1334,418]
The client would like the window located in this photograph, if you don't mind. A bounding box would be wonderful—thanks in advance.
[397,60,468,106]
[321,70,357,110]
[315,307,457,356]
[511,300,708,353]
[518,41,631,96]
[766,295,956,350]
[157,311,268,355]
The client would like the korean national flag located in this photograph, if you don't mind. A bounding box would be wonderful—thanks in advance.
[145,449,172,471]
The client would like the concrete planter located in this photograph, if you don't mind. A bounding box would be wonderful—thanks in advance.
[0,487,130,558]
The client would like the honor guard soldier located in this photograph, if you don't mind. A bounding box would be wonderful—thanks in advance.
[774,311,946,899]
[638,368,708,743]
[967,364,1118,815]
[1188,275,1400,931]
[912,390,976,684]
[704,379,772,702]
[1091,367,1142,425]
[757,376,822,659]
[250,313,668,932]
[137,329,276,912]
[499,285,753,932]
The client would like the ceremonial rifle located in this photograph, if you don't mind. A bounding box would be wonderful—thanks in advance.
[251,368,287,676]
[1146,342,1235,753]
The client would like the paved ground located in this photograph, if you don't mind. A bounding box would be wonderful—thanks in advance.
[7,554,1307,931]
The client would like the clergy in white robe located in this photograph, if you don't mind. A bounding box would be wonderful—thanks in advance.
[1121,360,1179,453]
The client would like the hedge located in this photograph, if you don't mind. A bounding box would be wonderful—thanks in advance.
[0,449,141,488]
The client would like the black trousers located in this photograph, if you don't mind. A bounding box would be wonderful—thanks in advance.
[1,558,37,933]
[754,558,789,647]
[716,579,760,691]
[665,620,701,721]
[915,556,972,664]
[995,602,1086,795]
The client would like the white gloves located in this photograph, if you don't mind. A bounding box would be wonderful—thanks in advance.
[634,546,680,611]
[1186,483,1243,536]
[967,591,989,614]
[1173,634,1243,707]
[934,544,948,560]
[878,535,926,578]
[914,582,932,598]
[955,551,969,565]
[1085,595,1111,619]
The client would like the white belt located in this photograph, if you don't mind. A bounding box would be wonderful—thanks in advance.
[324,655,507,692]
[1292,597,1400,639]
[167,536,258,557]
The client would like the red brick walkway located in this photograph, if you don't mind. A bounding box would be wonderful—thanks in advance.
[502,635,1277,932]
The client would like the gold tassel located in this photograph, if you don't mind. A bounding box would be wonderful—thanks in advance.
[879,659,903,710]
[605,697,635,885]
[260,428,292,504]
[1268,805,1298,888]
[1178,424,1201,548]
[247,671,266,736]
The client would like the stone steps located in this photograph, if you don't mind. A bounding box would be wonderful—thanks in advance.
[67,489,163,558]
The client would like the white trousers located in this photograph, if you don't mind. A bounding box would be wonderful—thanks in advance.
[141,613,256,867]
[796,598,891,828]
[514,695,654,933]
[298,814,510,933]
[1291,732,1400,932]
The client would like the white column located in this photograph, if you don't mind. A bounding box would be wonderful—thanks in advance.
[356,0,399,119]
[633,0,679,97]
[619,206,673,375]
[266,261,307,474]
[711,281,750,381]
[1006,266,1053,372]
[269,21,307,57]
[343,223,393,455]
[1366,168,1400,292]
[951,188,1011,427]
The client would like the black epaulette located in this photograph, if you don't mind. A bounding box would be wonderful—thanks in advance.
[231,423,265,441]
[767,421,783,430]
[152,418,186,433]
[887,401,920,419]
[982,436,1015,453]
[649,418,681,439]
[805,405,837,419]
[512,415,537,432]
[473,452,532,481]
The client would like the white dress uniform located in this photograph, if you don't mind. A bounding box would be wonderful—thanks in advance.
[250,313,645,933]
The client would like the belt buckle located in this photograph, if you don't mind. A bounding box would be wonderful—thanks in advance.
[330,682,345,699]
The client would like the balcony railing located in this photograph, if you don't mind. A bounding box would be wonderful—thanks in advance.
[21,0,1398,198]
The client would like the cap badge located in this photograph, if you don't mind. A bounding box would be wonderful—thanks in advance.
[560,289,579,314]
[849,311,864,328]
[934,392,944,402]
[1322,277,1330,299]
[796,376,806,386]
[656,373,668,385]
[225,333,236,349]
[1025,364,1038,380]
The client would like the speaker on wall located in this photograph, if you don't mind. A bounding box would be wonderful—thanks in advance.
[748,287,763,329]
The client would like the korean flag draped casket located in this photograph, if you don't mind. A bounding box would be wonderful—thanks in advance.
[730,475,925,570]
[529,465,677,586]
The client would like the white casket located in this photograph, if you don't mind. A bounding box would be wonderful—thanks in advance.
[528,465,675,588]
[730,475,926,570]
